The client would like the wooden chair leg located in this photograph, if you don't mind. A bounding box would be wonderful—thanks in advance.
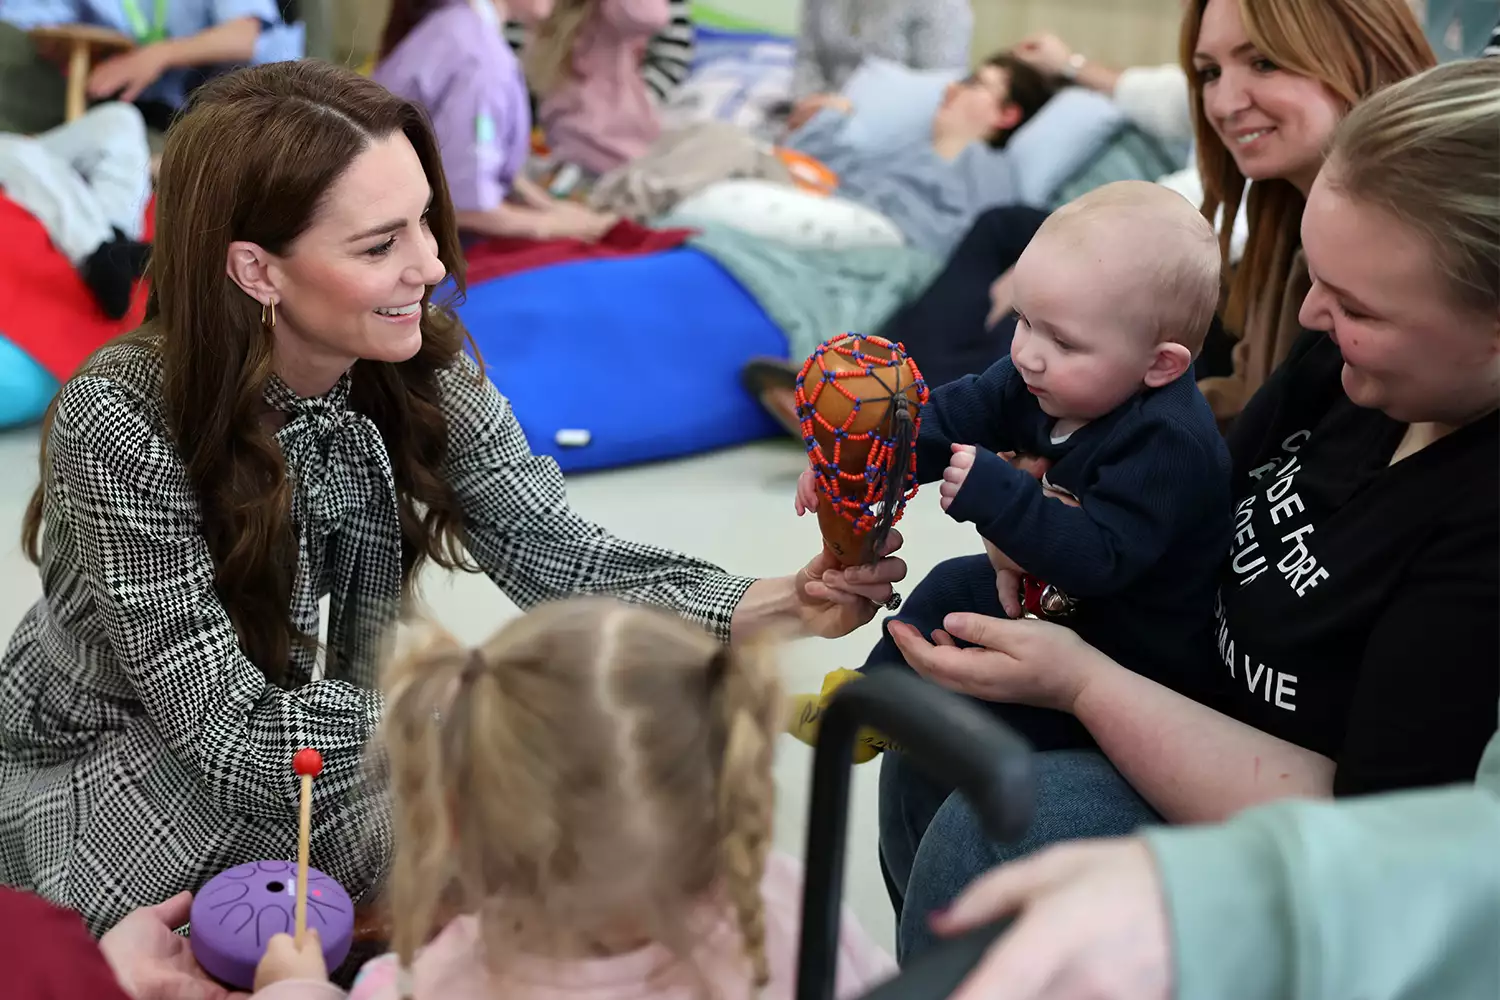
[66,40,88,121]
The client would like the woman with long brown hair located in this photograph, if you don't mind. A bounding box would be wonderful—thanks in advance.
[0,58,905,936]
[1185,0,1436,422]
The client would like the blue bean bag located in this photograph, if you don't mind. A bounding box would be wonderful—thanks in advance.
[454,248,786,474]
[0,331,59,429]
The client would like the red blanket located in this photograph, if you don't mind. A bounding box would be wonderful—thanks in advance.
[0,193,154,381]
[463,218,694,284]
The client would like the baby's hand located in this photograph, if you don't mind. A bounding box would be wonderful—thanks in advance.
[254,931,328,991]
[939,444,978,512]
[794,467,820,516]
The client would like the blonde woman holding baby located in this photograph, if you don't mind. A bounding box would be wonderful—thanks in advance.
[882,47,1499,966]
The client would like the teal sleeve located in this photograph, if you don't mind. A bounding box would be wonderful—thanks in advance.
[1145,737,1500,1000]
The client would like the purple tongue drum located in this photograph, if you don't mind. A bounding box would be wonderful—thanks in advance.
[190,749,355,988]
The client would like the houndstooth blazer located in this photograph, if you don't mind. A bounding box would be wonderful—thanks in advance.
[0,335,754,934]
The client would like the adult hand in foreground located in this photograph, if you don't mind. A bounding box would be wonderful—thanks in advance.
[98,892,247,1000]
[887,611,1101,712]
[935,839,1172,1000]
[794,529,908,638]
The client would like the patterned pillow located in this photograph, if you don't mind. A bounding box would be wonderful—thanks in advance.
[658,29,796,137]
[670,179,905,249]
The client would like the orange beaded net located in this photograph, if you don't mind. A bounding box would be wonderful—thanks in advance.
[795,334,928,567]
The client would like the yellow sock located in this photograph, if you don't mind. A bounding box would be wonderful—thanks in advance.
[784,668,894,764]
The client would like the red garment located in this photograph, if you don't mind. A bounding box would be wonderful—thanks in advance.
[0,886,132,999]
[463,218,694,284]
[0,193,154,382]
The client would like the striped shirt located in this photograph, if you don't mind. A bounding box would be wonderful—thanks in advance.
[504,0,694,104]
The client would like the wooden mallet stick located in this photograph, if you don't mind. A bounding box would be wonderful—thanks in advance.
[291,747,324,945]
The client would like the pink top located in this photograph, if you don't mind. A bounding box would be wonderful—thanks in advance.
[255,852,894,1000]
[538,0,671,176]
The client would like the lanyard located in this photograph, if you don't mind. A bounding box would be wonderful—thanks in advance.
[119,0,169,45]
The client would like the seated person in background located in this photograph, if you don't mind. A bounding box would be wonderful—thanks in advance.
[374,0,618,241]
[790,182,1232,761]
[3,0,302,131]
[0,101,152,319]
[788,0,974,130]
[526,0,672,179]
[504,0,695,108]
[783,53,1056,258]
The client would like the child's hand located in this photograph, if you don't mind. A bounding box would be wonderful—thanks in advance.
[985,540,1025,619]
[939,444,978,512]
[794,467,820,516]
[254,931,328,991]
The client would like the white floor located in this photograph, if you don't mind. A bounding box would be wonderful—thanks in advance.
[0,428,981,952]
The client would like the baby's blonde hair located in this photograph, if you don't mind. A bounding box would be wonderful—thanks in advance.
[377,597,782,994]
[1036,180,1222,355]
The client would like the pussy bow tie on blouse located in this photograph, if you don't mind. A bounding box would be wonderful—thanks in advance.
[265,372,404,681]
[266,373,392,536]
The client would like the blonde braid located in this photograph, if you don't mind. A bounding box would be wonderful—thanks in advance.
[713,642,781,988]
[376,620,473,970]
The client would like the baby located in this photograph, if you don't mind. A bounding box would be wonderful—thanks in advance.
[792,180,1233,759]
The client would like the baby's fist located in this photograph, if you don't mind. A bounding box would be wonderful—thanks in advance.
[939,444,978,512]
[794,467,820,516]
[254,931,328,991]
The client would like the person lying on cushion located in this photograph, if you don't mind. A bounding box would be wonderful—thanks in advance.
[3,0,302,128]
[0,101,152,318]
[374,0,620,241]
[782,52,1056,258]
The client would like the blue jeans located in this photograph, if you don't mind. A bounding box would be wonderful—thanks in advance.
[879,747,1161,961]
[866,555,1163,961]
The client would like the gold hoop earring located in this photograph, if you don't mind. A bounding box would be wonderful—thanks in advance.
[262,299,276,330]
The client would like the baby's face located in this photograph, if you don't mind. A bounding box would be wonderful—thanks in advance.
[1008,236,1163,423]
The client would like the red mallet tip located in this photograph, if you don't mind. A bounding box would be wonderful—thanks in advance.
[293,748,324,778]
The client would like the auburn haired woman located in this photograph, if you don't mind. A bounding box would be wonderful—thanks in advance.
[0,59,903,935]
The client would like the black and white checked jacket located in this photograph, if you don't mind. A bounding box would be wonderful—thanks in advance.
[505,0,695,104]
[0,335,752,933]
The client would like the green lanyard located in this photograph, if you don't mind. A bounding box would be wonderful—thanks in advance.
[119,0,169,45]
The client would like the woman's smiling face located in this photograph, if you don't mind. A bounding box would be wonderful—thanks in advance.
[230,131,449,397]
[1191,0,1346,192]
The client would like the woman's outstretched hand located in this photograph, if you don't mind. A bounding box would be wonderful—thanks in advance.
[793,529,908,638]
[936,839,1172,1000]
[887,612,1100,712]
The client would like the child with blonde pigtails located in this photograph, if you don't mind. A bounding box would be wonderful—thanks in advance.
[251,597,895,1000]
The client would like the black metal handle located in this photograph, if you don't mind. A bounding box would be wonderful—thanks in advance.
[795,669,1034,1000]
[858,919,1010,1000]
